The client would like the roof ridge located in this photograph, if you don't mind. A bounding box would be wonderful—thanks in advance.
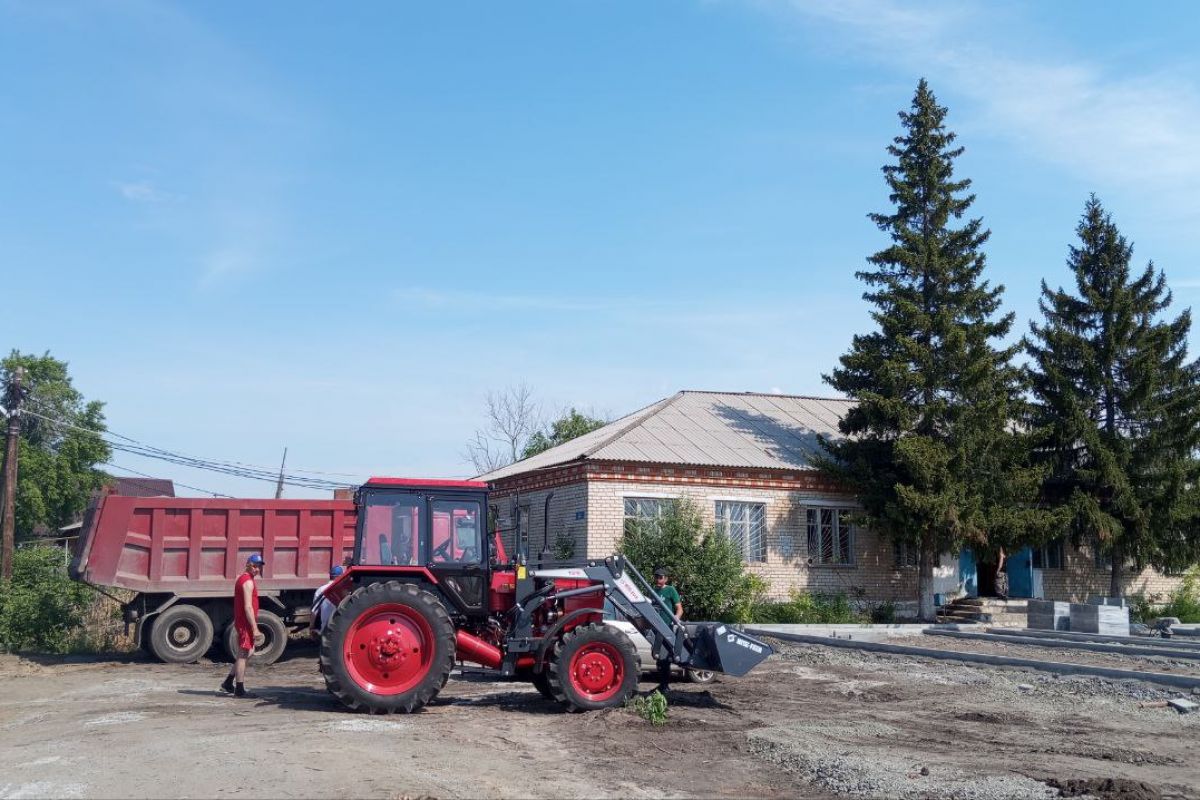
[580,391,684,458]
[678,389,851,402]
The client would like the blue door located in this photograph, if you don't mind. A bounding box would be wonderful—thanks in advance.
[1007,547,1033,598]
[959,549,977,598]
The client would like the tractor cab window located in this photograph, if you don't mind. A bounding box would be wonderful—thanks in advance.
[431,499,482,565]
[358,492,424,566]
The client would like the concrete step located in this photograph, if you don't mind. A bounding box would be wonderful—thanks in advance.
[955,599,1029,612]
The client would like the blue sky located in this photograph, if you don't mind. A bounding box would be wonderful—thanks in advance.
[4,1,1200,496]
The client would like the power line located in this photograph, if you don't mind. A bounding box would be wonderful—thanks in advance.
[23,407,363,491]
[102,462,233,498]
[23,405,367,480]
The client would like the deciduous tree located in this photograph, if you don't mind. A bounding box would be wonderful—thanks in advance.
[1,352,111,538]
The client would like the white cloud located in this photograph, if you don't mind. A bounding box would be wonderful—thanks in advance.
[114,180,179,204]
[766,0,1200,215]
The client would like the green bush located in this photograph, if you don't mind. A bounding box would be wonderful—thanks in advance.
[1128,567,1200,624]
[751,591,866,624]
[0,546,92,653]
[619,499,761,623]
[1158,567,1200,623]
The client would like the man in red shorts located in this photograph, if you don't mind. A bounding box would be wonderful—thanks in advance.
[220,553,263,698]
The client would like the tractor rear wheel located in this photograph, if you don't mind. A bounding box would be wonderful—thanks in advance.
[320,581,454,714]
[532,670,554,700]
[547,623,638,712]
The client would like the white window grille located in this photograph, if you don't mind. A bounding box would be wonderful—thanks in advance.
[893,540,919,568]
[622,497,677,532]
[806,507,854,565]
[715,501,766,563]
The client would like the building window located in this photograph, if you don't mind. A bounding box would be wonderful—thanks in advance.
[623,497,677,533]
[715,501,766,563]
[1032,539,1064,570]
[893,540,919,568]
[807,508,854,565]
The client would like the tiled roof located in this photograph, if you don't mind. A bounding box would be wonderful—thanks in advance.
[476,390,852,482]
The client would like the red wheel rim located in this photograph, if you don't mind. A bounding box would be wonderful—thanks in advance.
[568,641,625,702]
[344,603,435,696]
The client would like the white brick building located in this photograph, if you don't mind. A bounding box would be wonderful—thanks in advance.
[479,390,1186,609]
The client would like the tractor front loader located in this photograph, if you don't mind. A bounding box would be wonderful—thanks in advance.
[319,478,772,714]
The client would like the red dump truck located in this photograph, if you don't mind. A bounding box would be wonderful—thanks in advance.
[70,492,357,664]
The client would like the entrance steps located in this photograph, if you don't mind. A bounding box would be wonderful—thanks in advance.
[936,597,1028,627]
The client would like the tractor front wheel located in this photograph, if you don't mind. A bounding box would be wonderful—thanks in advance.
[547,623,638,712]
[320,581,454,714]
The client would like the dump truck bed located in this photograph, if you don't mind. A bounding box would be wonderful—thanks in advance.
[70,493,358,594]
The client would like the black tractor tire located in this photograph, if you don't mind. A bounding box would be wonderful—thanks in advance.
[532,670,554,700]
[320,581,455,714]
[547,623,638,712]
[149,604,214,664]
[223,610,288,665]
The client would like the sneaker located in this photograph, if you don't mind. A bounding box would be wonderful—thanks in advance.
[234,682,252,698]
[220,676,235,694]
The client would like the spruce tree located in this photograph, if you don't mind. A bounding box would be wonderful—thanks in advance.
[1027,197,1200,596]
[818,80,1038,621]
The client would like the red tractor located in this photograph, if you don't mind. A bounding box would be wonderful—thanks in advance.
[319,478,772,713]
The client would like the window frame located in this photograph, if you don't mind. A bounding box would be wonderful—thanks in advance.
[714,500,767,564]
[806,506,855,566]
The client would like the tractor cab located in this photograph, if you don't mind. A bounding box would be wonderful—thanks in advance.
[344,477,491,615]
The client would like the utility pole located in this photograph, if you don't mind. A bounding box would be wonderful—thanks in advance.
[1,367,27,581]
[274,446,288,500]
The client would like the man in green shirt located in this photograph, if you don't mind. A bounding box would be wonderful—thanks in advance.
[653,567,682,694]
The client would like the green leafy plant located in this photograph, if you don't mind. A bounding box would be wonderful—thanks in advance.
[751,591,866,624]
[867,599,898,624]
[552,531,576,561]
[627,690,669,726]
[0,546,92,653]
[619,498,760,623]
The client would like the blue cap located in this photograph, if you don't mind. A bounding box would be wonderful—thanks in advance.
[247,553,265,566]
[329,565,345,579]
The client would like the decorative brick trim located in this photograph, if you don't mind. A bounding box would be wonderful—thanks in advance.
[488,460,847,498]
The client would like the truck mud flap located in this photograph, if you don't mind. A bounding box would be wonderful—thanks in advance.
[685,623,773,677]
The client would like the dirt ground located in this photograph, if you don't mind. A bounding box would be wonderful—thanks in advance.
[1,637,1197,800]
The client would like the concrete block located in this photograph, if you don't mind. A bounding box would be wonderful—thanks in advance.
[1070,602,1129,635]
[1088,595,1131,608]
[1027,600,1071,631]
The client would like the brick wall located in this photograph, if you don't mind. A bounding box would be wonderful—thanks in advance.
[1039,542,1184,602]
[586,476,927,604]
[488,482,588,565]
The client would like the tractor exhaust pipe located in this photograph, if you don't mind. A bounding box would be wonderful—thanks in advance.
[455,630,502,669]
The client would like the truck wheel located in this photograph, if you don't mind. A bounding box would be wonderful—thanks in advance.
[320,581,454,714]
[548,623,638,712]
[138,619,156,655]
[223,610,288,665]
[685,668,716,684]
[149,604,214,664]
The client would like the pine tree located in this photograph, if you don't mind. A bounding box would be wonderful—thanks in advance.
[818,80,1038,621]
[1027,196,1200,596]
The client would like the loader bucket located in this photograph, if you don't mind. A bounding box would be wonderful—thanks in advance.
[685,623,773,677]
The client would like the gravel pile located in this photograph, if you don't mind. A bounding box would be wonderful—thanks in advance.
[746,720,1056,800]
